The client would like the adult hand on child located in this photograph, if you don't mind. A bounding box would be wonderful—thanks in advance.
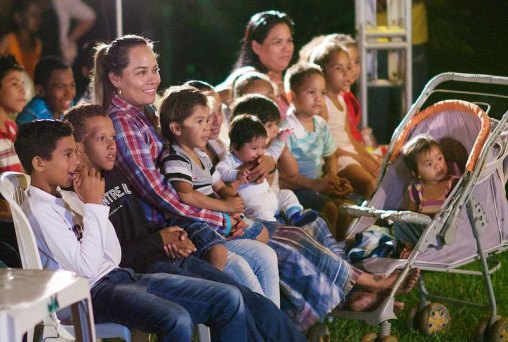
[73,165,105,204]
[248,155,276,184]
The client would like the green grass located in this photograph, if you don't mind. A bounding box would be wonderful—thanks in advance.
[327,253,508,341]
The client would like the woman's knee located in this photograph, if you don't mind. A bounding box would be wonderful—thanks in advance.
[224,252,264,294]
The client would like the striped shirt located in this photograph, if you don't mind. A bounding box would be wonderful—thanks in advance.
[108,95,228,234]
[408,174,460,217]
[0,119,22,173]
[281,108,336,179]
[160,144,220,197]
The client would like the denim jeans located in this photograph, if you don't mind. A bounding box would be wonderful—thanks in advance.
[179,221,225,259]
[90,268,246,342]
[225,238,280,308]
[145,256,306,342]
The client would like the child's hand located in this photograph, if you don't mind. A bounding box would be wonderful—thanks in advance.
[227,213,248,239]
[237,168,251,184]
[312,176,335,194]
[277,127,294,142]
[331,176,353,197]
[73,165,105,204]
[159,226,186,245]
[223,195,245,213]
[160,227,196,259]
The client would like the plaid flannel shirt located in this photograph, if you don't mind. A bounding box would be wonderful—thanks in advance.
[108,95,230,235]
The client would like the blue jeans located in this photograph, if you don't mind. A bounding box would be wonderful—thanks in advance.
[179,221,225,259]
[225,238,280,308]
[90,268,246,341]
[145,256,306,342]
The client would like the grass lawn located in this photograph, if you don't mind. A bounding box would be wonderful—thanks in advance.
[327,252,508,341]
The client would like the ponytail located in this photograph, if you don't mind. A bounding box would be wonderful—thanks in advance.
[92,43,112,109]
[90,35,154,109]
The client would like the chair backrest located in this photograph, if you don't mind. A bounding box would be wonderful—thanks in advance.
[0,172,135,341]
[0,172,209,342]
[0,172,41,269]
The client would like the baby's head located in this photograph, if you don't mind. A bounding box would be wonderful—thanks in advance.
[229,114,267,163]
[284,63,325,116]
[231,94,280,141]
[402,134,448,182]
[159,85,210,148]
[233,70,276,101]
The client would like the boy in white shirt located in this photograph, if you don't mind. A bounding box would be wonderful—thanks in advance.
[14,119,249,341]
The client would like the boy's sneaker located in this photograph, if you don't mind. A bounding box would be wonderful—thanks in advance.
[289,209,318,227]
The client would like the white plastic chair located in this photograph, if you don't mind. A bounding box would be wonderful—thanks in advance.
[0,172,131,342]
[0,171,211,342]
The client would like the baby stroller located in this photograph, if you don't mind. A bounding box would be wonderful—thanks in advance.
[331,72,508,341]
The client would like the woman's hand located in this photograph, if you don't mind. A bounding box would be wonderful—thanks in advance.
[247,155,276,184]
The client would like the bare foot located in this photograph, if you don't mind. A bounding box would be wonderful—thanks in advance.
[393,268,420,295]
[358,268,420,295]
[348,291,378,311]
[348,291,405,312]
[399,242,413,259]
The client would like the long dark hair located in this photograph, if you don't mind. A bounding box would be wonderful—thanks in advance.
[233,11,294,73]
[92,35,154,109]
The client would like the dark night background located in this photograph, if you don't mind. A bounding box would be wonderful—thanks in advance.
[1,0,507,140]
[27,0,506,88]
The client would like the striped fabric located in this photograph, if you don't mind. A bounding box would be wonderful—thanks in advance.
[160,144,220,196]
[108,95,228,234]
[409,174,460,217]
[281,108,336,179]
[0,120,22,173]
[269,217,359,331]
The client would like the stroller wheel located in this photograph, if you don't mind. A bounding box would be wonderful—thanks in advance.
[475,317,490,342]
[361,332,378,342]
[379,336,398,342]
[406,305,419,330]
[489,317,508,342]
[418,302,450,335]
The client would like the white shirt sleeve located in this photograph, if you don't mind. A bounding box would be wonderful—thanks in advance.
[266,138,285,160]
[216,154,239,182]
[26,187,120,285]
